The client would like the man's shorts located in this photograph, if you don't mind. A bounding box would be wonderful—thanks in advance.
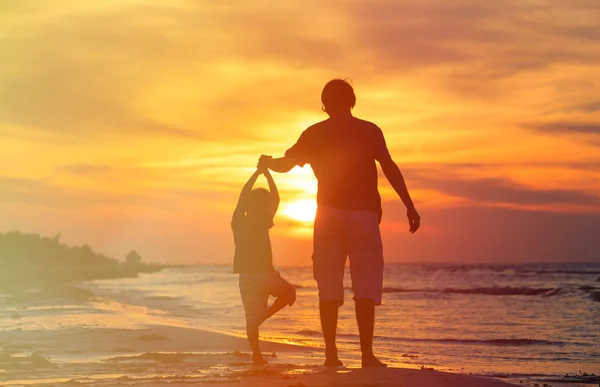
[312,206,384,306]
[239,271,295,327]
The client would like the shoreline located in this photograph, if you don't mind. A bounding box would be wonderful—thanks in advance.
[3,318,598,386]
[0,323,522,387]
[2,265,598,387]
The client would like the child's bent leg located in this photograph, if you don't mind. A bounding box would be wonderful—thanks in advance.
[263,287,295,322]
[263,285,296,323]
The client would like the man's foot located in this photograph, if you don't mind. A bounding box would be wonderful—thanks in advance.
[361,355,387,368]
[324,348,343,366]
[323,357,344,367]
[252,354,269,365]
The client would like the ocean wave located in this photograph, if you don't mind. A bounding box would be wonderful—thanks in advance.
[445,287,561,296]
[293,329,321,336]
[415,265,600,276]
[525,270,600,276]
[291,329,568,347]
[382,287,561,296]
[293,330,361,340]
[380,337,568,347]
[437,338,558,346]
[381,287,421,294]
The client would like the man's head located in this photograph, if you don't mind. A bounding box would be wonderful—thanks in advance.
[245,188,274,220]
[321,79,356,116]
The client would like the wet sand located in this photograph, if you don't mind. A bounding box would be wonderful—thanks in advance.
[0,324,520,387]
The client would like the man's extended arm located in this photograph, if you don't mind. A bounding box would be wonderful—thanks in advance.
[259,155,296,173]
[379,157,421,233]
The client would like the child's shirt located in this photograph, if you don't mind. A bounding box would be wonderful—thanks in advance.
[231,213,275,274]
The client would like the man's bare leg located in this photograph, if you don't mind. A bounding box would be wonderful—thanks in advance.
[320,300,343,366]
[355,298,386,367]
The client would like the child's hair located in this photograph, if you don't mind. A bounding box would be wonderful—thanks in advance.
[246,188,273,214]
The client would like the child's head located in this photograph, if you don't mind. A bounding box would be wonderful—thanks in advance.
[246,188,274,219]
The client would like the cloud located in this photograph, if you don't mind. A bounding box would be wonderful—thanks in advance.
[60,164,115,176]
[381,202,600,262]
[526,122,600,135]
[574,102,600,113]
[0,176,153,211]
[346,1,509,68]
[339,0,600,100]
[2,0,599,145]
[0,177,98,207]
[0,1,346,143]
[402,167,600,209]
[0,19,205,141]
[1,0,600,264]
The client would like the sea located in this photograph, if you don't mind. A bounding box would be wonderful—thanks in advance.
[3,263,599,384]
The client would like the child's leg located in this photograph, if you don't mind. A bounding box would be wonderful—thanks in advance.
[263,290,294,321]
[239,274,269,364]
[262,273,296,323]
[246,323,267,364]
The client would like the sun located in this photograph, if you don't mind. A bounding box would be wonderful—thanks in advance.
[281,199,317,223]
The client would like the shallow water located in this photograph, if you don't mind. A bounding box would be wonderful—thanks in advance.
[2,263,599,381]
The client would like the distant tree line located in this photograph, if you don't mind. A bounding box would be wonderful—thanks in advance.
[0,231,163,289]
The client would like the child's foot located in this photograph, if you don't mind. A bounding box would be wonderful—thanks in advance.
[253,354,269,365]
[287,287,297,306]
[361,355,387,368]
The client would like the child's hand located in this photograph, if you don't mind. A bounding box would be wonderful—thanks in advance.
[257,155,272,172]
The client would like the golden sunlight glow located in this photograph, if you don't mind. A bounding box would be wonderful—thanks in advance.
[282,200,317,223]
[1,0,599,265]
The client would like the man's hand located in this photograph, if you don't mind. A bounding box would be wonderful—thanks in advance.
[257,155,272,172]
[407,207,420,234]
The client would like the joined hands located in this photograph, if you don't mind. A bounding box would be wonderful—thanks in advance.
[257,155,272,173]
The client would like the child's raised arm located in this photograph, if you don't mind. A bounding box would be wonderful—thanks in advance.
[263,169,280,215]
[233,169,262,220]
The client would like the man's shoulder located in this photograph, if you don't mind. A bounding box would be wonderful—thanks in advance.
[304,119,330,133]
[301,117,381,139]
[306,117,379,130]
[353,117,380,131]
[294,120,331,144]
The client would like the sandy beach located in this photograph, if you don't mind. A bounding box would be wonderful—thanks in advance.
[1,324,522,387]
[2,263,599,387]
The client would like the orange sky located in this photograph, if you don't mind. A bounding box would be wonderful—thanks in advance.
[1,0,599,265]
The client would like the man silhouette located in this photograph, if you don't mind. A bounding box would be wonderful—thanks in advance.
[258,79,420,367]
